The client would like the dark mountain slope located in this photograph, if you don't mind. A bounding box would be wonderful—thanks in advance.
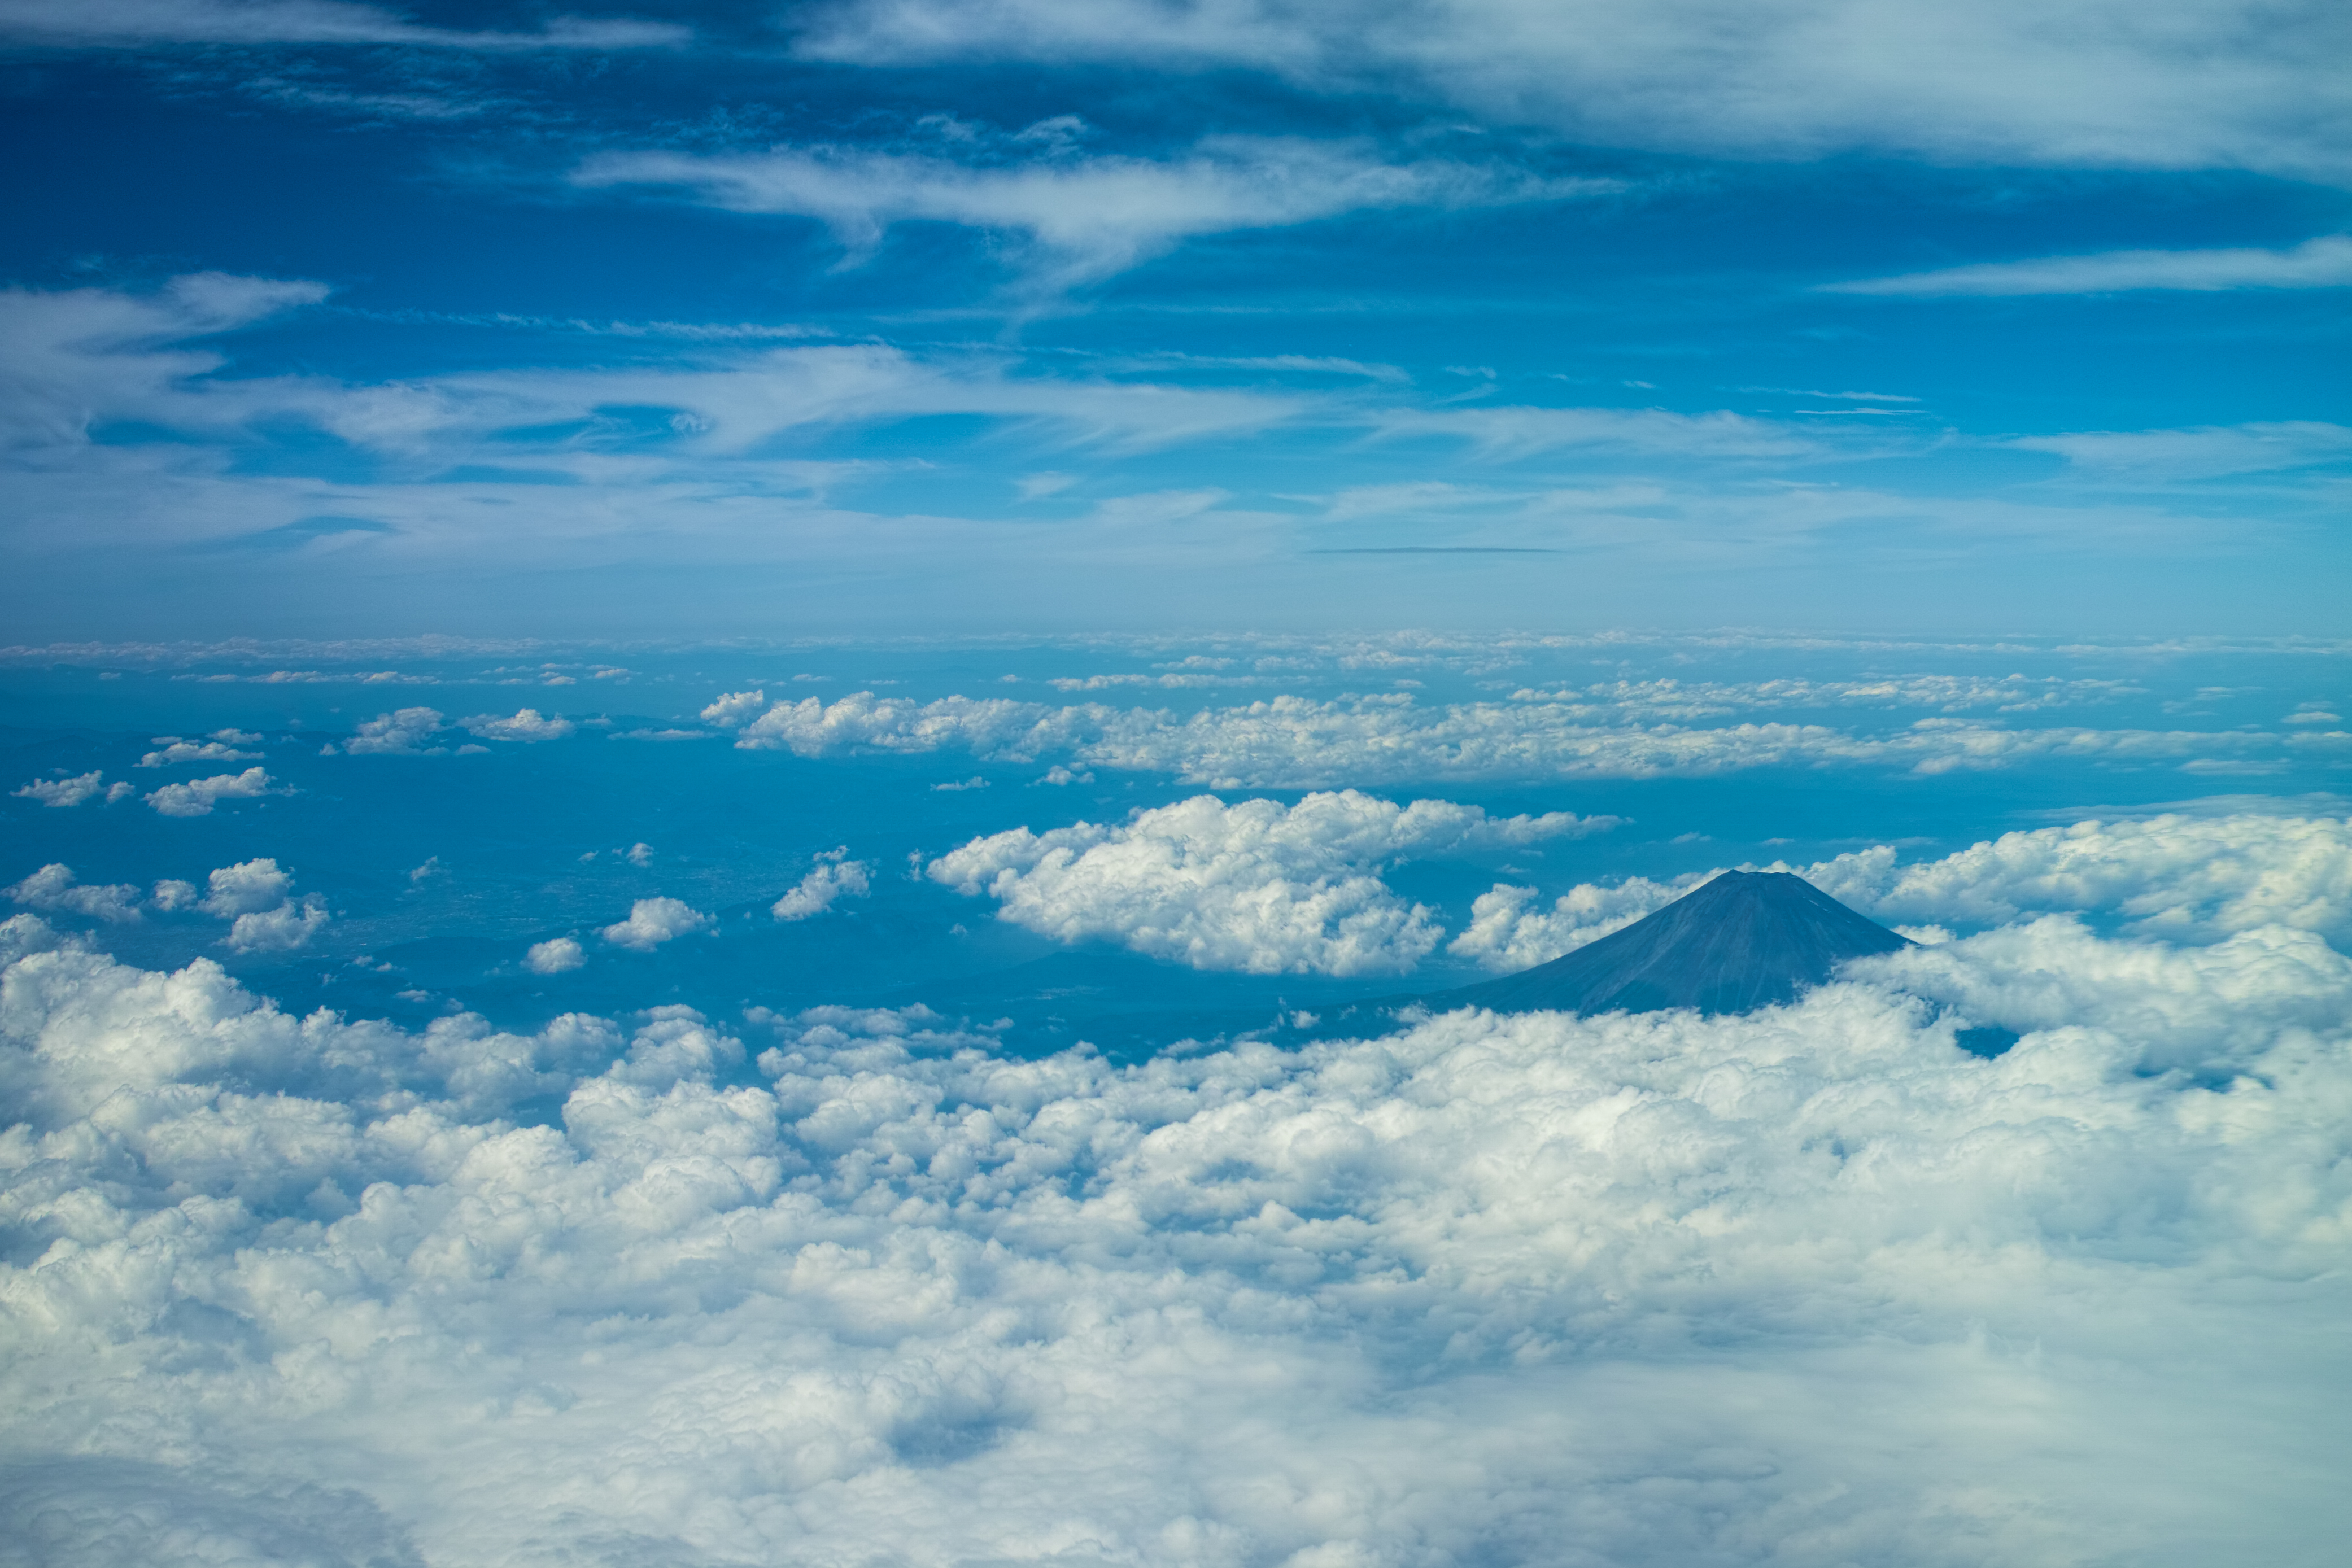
[1425,870,1913,1017]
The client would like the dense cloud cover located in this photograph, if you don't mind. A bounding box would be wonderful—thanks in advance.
[3,842,2350,1563]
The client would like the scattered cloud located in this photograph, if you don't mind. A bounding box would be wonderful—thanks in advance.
[3,864,142,923]
[11,771,132,807]
[599,896,713,950]
[338,707,448,755]
[462,708,577,742]
[526,937,587,975]
[145,766,274,816]
[771,851,872,921]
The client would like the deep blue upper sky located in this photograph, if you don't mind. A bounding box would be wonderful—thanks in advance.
[1,0,2346,639]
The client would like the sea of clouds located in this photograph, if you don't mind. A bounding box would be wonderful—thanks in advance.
[4,810,2350,1565]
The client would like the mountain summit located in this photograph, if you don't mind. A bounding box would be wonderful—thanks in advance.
[1427,870,1912,1017]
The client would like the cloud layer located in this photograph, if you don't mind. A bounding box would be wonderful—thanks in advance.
[2,883,2347,1562]
[708,687,2347,787]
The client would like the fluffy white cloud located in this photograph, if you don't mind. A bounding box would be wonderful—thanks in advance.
[197,857,293,916]
[930,790,1612,974]
[137,735,261,767]
[169,858,331,953]
[599,896,713,951]
[338,707,447,755]
[462,707,575,742]
[222,897,330,953]
[1454,812,2352,972]
[143,766,273,816]
[526,937,587,974]
[3,864,142,924]
[771,853,872,921]
[797,0,2352,181]
[710,687,2306,787]
[11,771,132,807]
[578,134,1606,287]
[1806,812,2352,942]
[1,898,2348,1563]
[1448,872,1707,970]
[1827,235,2352,296]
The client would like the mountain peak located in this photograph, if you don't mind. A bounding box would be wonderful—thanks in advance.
[1429,869,1911,1017]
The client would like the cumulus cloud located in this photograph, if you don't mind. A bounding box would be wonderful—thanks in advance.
[137,735,261,767]
[338,707,447,755]
[143,766,274,816]
[462,707,575,742]
[599,896,713,951]
[929,790,1613,974]
[3,864,142,923]
[178,858,330,952]
[1454,812,2352,973]
[708,687,2299,788]
[577,134,1608,287]
[10,771,130,807]
[1805,812,2352,942]
[1448,872,1707,971]
[1,892,2347,1563]
[1826,234,2352,296]
[771,851,872,921]
[526,937,587,974]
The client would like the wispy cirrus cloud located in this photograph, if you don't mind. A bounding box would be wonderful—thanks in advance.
[1824,235,2352,296]
[793,0,2352,181]
[0,0,686,49]
[575,133,1617,288]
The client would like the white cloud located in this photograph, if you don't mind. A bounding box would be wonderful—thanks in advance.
[710,687,2299,788]
[2010,421,2352,482]
[577,135,1609,287]
[526,937,588,975]
[599,896,713,951]
[1804,812,2352,942]
[1827,235,2352,296]
[137,737,261,767]
[462,707,575,742]
[12,771,117,807]
[929,790,1613,974]
[1454,811,2352,973]
[144,766,273,816]
[198,857,294,916]
[625,842,654,866]
[168,858,330,952]
[0,0,688,50]
[224,897,330,953]
[796,0,2352,182]
[3,864,142,923]
[772,853,873,921]
[1448,872,1706,971]
[338,707,447,755]
[1,894,2349,1563]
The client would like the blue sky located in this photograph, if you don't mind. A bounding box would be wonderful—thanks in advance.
[2,0,2346,639]
[5,10,2352,1562]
